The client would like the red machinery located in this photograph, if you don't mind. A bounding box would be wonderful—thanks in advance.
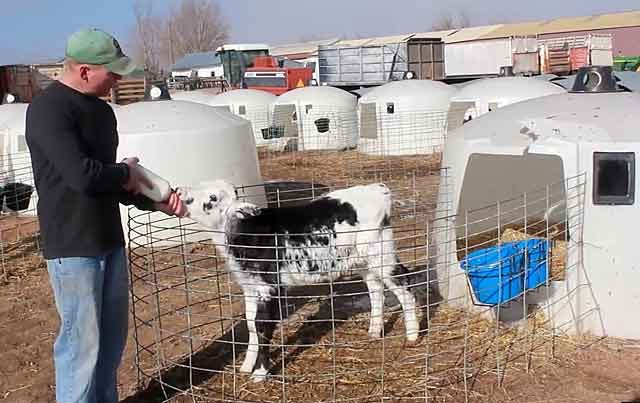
[243,56,313,95]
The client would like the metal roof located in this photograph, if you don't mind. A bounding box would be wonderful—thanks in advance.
[215,43,269,52]
[330,34,414,47]
[270,38,340,57]
[411,29,458,39]
[479,10,640,40]
[171,52,220,71]
[443,24,505,43]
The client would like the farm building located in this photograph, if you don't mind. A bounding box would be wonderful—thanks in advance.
[358,80,456,155]
[208,89,277,148]
[317,10,640,83]
[171,51,223,79]
[435,68,640,338]
[448,76,566,125]
[272,86,357,151]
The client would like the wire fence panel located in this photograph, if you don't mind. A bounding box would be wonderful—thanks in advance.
[358,104,449,156]
[0,152,41,282]
[127,163,593,402]
[0,144,598,402]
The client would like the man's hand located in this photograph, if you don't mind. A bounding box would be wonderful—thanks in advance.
[154,191,188,217]
[121,157,152,195]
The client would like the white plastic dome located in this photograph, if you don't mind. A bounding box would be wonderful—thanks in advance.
[437,91,640,339]
[275,86,356,108]
[115,99,265,244]
[449,76,566,122]
[170,90,215,105]
[0,103,29,164]
[0,103,28,138]
[273,86,357,151]
[0,103,34,213]
[359,80,456,109]
[358,80,457,156]
[211,89,276,106]
[209,89,277,148]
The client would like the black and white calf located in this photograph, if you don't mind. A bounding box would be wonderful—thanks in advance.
[177,180,418,381]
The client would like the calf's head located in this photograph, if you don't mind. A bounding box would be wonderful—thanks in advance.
[176,180,238,229]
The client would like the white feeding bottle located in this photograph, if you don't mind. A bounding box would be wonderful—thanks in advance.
[130,164,173,202]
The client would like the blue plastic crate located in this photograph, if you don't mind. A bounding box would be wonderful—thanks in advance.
[460,239,549,305]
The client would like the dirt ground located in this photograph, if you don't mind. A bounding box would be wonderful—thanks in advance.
[3,151,640,402]
[3,262,640,403]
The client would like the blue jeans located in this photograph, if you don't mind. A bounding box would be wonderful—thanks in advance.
[46,247,129,403]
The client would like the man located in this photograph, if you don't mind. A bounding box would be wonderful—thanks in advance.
[25,28,186,403]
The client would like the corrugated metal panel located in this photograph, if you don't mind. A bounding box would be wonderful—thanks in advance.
[513,53,539,74]
[445,39,512,77]
[569,47,589,71]
[407,39,445,80]
[480,10,640,40]
[271,38,340,57]
[591,49,613,66]
[332,34,413,47]
[478,22,543,39]
[319,42,408,85]
[443,25,505,43]
[544,47,571,74]
[539,10,640,34]
[411,29,457,39]
[590,34,613,50]
[0,65,36,102]
[32,64,62,90]
[512,36,538,52]
[539,35,588,49]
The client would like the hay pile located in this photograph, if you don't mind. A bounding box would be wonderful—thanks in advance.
[457,223,568,282]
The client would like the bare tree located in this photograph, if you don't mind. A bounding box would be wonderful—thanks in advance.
[129,0,230,74]
[431,9,471,31]
[130,0,162,74]
[167,0,230,59]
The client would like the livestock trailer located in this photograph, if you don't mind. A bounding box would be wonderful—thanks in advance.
[318,34,448,90]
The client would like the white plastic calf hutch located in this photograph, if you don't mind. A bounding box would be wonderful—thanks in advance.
[169,89,215,105]
[208,89,277,149]
[115,98,265,245]
[272,86,357,151]
[358,80,456,156]
[0,102,36,214]
[435,74,640,339]
[0,103,28,155]
[448,76,565,125]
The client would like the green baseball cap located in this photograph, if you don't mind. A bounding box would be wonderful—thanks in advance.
[65,28,137,76]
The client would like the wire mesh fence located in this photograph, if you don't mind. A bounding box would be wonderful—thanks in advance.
[214,103,278,150]
[0,141,598,402]
[0,152,41,283]
[358,104,449,156]
[126,162,594,402]
[266,103,358,152]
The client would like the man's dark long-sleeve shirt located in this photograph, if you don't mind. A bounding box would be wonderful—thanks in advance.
[25,81,153,259]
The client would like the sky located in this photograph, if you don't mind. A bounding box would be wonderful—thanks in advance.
[1,0,639,65]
